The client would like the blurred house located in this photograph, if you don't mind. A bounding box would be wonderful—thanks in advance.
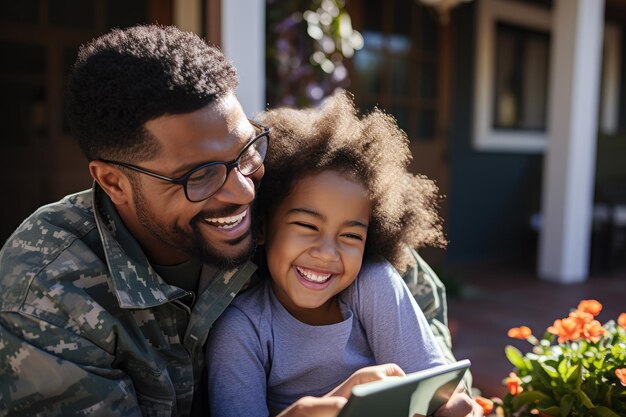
[1,0,625,284]
[0,0,174,241]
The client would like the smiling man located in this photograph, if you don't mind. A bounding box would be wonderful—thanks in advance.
[0,25,266,417]
[95,95,264,268]
[0,25,476,417]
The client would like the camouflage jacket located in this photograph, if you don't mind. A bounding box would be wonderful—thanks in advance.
[403,248,472,390]
[0,186,464,417]
[0,186,256,417]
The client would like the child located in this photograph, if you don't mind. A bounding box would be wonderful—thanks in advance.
[206,91,450,417]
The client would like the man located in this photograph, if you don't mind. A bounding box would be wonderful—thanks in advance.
[0,25,479,417]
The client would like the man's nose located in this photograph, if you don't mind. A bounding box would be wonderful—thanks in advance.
[212,167,256,206]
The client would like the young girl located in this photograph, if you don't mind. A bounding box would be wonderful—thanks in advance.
[206,92,451,417]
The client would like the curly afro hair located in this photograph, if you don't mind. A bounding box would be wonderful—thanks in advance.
[256,91,446,274]
[66,24,238,162]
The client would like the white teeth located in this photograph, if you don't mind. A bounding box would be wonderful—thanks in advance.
[205,210,247,229]
[296,266,332,283]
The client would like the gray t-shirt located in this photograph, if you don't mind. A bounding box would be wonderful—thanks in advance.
[206,261,446,417]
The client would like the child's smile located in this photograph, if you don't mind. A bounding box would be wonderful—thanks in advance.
[263,170,371,325]
[294,265,335,288]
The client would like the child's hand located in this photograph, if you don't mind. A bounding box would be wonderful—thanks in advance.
[276,364,404,417]
[276,396,348,417]
[324,363,406,399]
[433,382,484,417]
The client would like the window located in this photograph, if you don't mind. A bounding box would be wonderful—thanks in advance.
[349,0,441,141]
[493,22,550,131]
[600,23,621,135]
[473,0,551,152]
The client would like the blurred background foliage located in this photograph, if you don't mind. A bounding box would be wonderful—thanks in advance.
[266,0,363,107]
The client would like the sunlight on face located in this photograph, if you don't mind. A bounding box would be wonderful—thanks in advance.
[263,170,371,325]
[130,94,261,267]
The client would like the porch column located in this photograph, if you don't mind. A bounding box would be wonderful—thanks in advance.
[221,0,266,116]
[538,0,604,283]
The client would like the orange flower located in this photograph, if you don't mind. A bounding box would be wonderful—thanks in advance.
[577,299,602,317]
[581,320,606,343]
[507,326,532,339]
[618,313,626,330]
[568,309,594,327]
[474,396,494,414]
[616,369,626,386]
[505,372,523,395]
[547,317,581,343]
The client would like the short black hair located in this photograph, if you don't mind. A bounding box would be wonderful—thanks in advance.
[66,24,238,161]
[257,91,445,274]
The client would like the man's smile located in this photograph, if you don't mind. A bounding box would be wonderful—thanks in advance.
[197,207,252,244]
[204,209,248,229]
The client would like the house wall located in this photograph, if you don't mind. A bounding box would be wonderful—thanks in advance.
[445,3,544,264]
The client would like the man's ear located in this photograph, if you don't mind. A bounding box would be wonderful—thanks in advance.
[89,160,133,205]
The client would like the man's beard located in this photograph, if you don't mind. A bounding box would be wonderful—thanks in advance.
[133,184,257,268]
[188,209,258,268]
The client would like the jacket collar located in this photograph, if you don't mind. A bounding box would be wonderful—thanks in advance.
[91,184,257,310]
[92,183,188,308]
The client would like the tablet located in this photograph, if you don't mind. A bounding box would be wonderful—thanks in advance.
[337,359,471,417]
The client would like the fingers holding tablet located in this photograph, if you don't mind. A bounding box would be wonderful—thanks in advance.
[326,363,407,399]
[433,382,483,417]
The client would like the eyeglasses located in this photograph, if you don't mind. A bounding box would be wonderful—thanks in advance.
[101,119,269,202]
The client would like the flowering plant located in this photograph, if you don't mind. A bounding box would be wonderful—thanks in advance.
[266,0,363,108]
[503,300,626,417]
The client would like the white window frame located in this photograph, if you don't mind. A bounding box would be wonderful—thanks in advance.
[473,0,551,153]
[600,23,621,135]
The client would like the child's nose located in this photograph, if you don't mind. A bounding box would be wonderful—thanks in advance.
[310,236,340,261]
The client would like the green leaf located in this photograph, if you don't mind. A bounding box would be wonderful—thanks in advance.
[611,343,625,360]
[505,345,527,371]
[557,358,569,379]
[530,365,555,392]
[565,363,580,385]
[582,379,601,404]
[539,361,559,378]
[559,394,573,417]
[588,406,621,417]
[578,389,595,409]
[538,405,560,416]
[511,390,550,410]
[593,357,605,370]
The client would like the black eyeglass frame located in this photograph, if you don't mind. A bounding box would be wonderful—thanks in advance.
[100,119,270,202]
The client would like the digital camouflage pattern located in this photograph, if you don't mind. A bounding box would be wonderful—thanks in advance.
[0,185,256,417]
[0,185,463,416]
[403,247,473,390]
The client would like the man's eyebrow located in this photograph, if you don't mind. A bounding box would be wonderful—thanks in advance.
[170,160,212,177]
[287,208,368,229]
[170,126,258,177]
